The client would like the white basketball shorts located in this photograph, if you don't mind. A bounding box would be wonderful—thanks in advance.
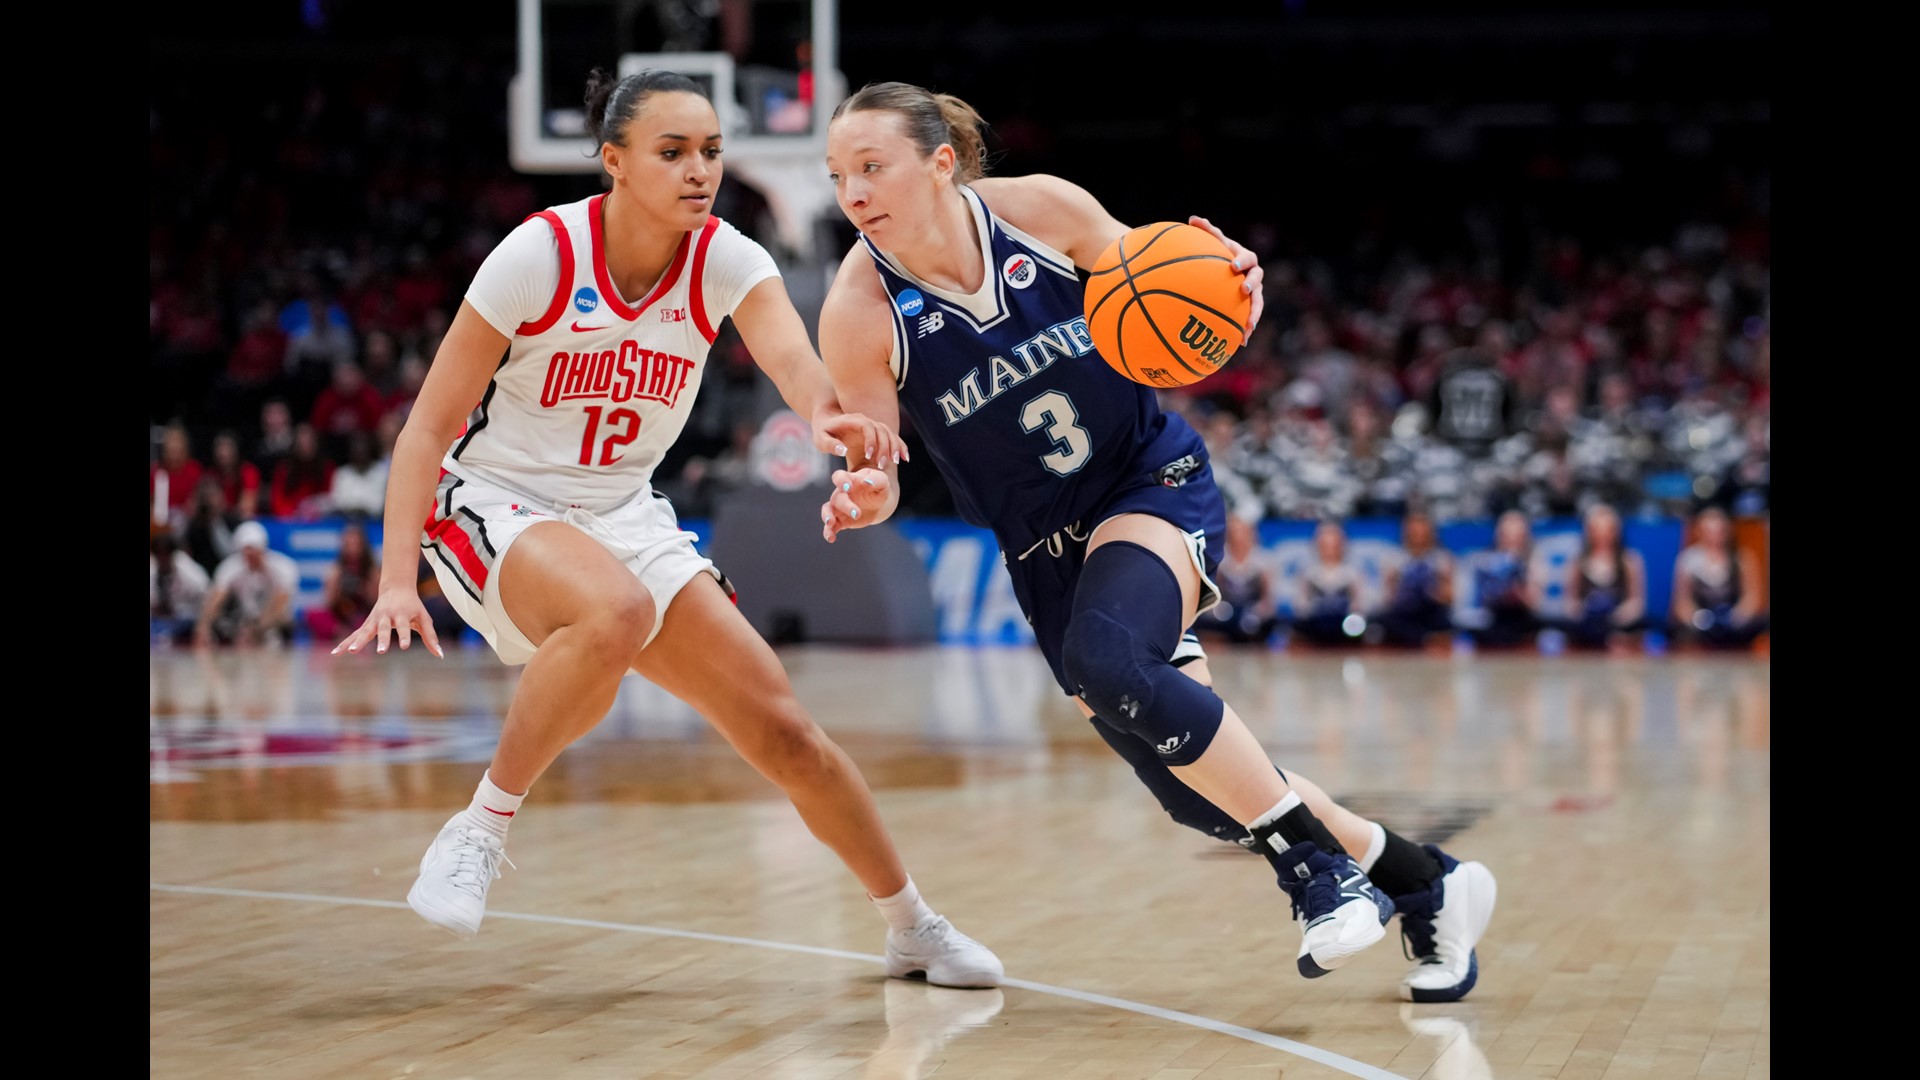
[422,471,726,665]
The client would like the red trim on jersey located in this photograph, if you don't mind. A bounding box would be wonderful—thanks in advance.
[589,193,693,322]
[689,216,721,344]
[517,211,575,337]
[425,513,489,591]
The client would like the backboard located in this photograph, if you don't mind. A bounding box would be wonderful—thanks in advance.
[510,0,843,257]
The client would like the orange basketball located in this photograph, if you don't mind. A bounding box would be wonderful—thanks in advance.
[1083,222,1252,389]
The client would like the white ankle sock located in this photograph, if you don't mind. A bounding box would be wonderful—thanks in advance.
[871,877,936,932]
[460,771,525,838]
[1247,790,1303,831]
[1358,821,1387,874]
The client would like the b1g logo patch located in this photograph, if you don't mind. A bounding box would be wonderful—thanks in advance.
[896,289,925,317]
[1002,254,1035,289]
[574,288,601,313]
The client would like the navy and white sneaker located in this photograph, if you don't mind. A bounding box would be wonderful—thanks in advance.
[1394,845,1497,1002]
[1272,841,1396,978]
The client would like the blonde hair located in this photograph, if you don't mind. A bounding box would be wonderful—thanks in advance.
[831,81,989,183]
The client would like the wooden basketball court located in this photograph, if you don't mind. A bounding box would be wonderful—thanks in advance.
[150,644,1769,1079]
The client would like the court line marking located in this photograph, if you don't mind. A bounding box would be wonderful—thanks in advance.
[151,882,1408,1080]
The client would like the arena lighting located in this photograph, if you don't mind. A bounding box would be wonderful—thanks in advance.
[1342,614,1367,638]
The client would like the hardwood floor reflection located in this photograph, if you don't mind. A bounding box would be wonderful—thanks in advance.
[151,645,1769,1079]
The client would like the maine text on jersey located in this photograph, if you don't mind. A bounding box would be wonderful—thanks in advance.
[935,317,1096,426]
[538,344,695,410]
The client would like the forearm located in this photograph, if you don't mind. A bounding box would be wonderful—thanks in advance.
[764,351,839,422]
[378,425,456,591]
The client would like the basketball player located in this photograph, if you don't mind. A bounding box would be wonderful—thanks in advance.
[813,82,1495,1000]
[331,70,1001,989]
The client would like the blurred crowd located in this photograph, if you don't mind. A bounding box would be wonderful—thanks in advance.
[1163,224,1770,526]
[1190,505,1767,655]
[151,42,1768,650]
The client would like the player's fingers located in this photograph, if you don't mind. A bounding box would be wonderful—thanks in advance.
[338,617,373,654]
[831,489,864,521]
[375,616,393,655]
[419,615,444,658]
[1246,270,1267,335]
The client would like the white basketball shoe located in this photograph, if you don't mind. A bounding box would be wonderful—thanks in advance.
[1394,845,1497,1002]
[884,914,1005,988]
[406,815,514,939]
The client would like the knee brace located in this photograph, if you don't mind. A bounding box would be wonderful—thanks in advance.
[1061,541,1225,767]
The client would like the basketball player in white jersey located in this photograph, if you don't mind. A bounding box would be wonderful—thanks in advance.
[331,68,1001,989]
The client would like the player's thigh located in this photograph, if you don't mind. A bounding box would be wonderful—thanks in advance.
[1085,513,1203,625]
[630,574,809,751]
[498,520,655,647]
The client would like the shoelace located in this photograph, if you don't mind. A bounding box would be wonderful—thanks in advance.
[445,828,516,899]
[1399,909,1438,963]
[904,915,981,951]
[1289,863,1342,923]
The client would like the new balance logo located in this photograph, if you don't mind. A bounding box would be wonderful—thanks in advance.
[1154,731,1191,755]
[917,311,945,337]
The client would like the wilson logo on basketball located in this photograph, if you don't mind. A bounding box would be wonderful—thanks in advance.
[1177,316,1232,366]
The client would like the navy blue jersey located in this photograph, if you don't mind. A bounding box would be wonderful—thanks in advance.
[862,187,1186,556]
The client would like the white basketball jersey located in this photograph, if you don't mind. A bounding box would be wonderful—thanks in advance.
[444,194,777,511]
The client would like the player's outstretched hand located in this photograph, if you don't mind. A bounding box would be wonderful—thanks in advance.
[1188,215,1265,335]
[821,467,891,543]
[814,409,910,468]
[332,586,444,658]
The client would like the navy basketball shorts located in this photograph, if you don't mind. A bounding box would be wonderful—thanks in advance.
[1003,455,1229,696]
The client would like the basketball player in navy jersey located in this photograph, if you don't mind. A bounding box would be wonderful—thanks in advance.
[812,82,1496,999]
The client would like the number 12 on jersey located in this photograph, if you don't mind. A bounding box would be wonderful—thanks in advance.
[578,405,641,466]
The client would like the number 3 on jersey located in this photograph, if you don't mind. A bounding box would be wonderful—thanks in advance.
[578,405,641,466]
[1020,390,1092,476]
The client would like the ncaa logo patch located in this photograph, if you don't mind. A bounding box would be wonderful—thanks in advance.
[1002,254,1035,289]
[896,289,925,317]
[574,287,600,313]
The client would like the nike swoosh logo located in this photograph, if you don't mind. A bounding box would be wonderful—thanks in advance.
[571,321,610,332]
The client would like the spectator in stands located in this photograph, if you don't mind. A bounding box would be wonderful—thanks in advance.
[1519,427,1582,519]
[205,430,261,524]
[1377,509,1454,648]
[360,328,402,400]
[177,477,235,576]
[1291,520,1366,647]
[1286,418,1358,519]
[1670,507,1766,649]
[194,520,299,647]
[310,359,387,453]
[1344,398,1414,518]
[151,531,211,645]
[305,521,380,643]
[269,423,335,519]
[282,275,357,415]
[1293,310,1361,418]
[385,355,429,423]
[1557,504,1648,651]
[255,399,296,478]
[1465,510,1544,648]
[150,423,202,530]
[217,298,288,436]
[1191,514,1281,646]
[329,431,389,521]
